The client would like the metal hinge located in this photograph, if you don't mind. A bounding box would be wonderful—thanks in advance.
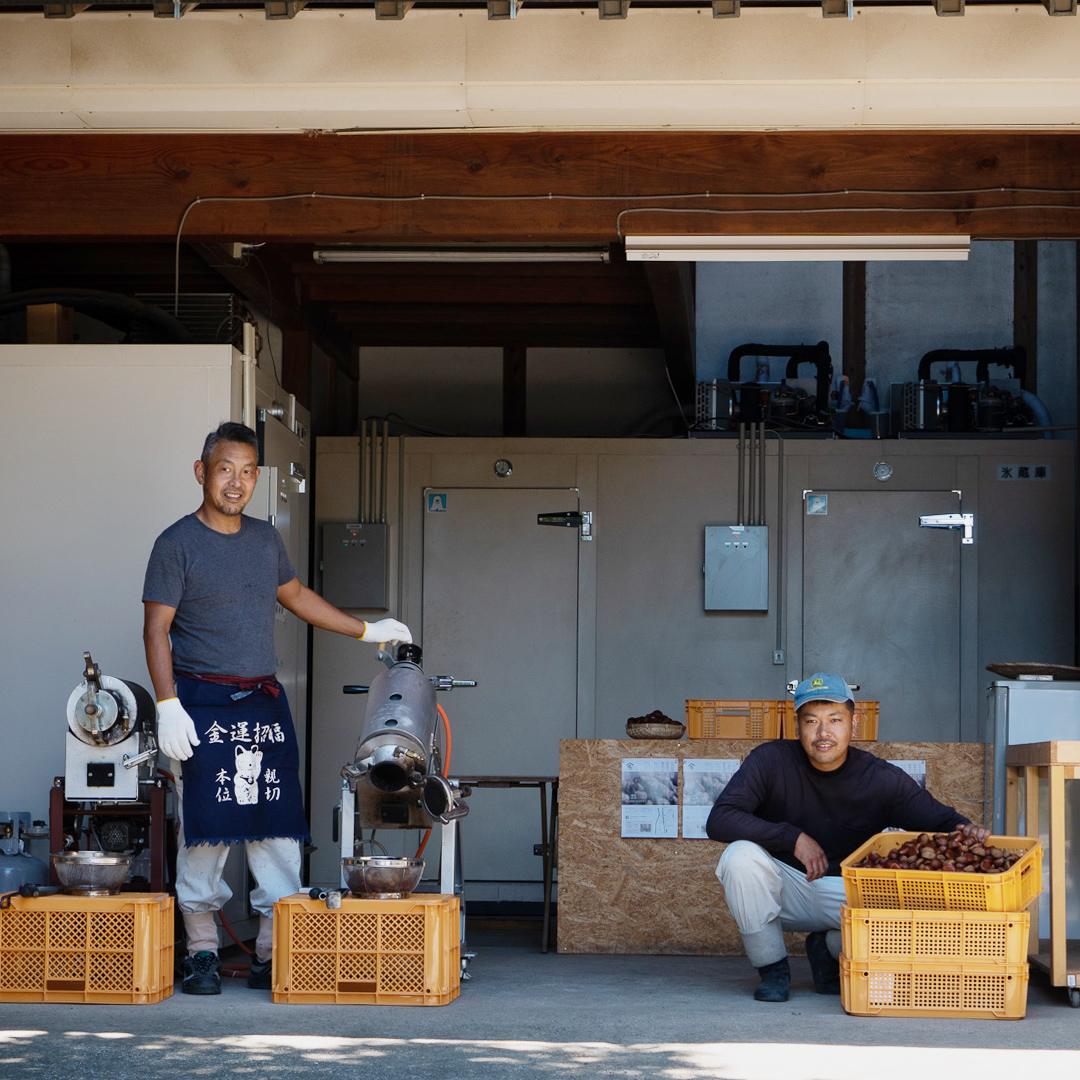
[919,512,975,545]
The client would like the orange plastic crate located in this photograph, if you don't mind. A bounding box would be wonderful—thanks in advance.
[272,892,460,1005]
[781,700,879,741]
[0,892,173,1004]
[840,955,1029,1019]
[684,700,783,739]
[841,833,1042,912]
[841,906,1030,965]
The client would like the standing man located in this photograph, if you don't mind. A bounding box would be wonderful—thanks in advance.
[143,421,411,995]
[707,672,988,1003]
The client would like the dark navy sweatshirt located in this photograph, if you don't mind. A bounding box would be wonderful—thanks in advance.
[705,741,970,876]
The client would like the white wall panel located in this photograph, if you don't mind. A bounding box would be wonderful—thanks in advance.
[0,345,237,822]
[3,8,1080,131]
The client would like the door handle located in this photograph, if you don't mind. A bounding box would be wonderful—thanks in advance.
[919,512,974,545]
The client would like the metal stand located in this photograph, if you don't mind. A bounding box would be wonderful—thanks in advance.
[48,776,169,893]
[338,775,465,943]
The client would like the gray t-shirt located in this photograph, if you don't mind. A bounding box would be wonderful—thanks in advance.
[142,513,296,678]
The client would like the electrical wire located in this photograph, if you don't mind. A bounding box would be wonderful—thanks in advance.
[663,365,691,436]
[172,185,1080,311]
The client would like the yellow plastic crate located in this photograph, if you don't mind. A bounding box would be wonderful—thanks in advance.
[685,700,783,740]
[782,701,880,741]
[841,833,1042,912]
[841,906,1030,965]
[840,955,1029,1019]
[0,892,173,1004]
[272,892,460,1006]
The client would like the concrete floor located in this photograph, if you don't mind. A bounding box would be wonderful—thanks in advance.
[1,922,1078,1080]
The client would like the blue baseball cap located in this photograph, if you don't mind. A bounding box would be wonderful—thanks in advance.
[793,673,854,711]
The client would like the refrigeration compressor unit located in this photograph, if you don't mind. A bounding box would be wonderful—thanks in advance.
[890,346,1049,435]
[696,341,834,432]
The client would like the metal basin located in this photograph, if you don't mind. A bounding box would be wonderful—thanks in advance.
[342,856,424,899]
[51,851,132,896]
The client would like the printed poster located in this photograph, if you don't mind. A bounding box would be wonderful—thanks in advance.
[621,758,678,838]
[889,759,927,789]
[682,758,740,839]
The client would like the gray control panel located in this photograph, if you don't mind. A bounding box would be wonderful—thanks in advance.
[704,525,769,611]
[321,522,388,610]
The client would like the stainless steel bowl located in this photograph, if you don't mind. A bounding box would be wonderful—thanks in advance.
[51,851,132,896]
[342,856,424,899]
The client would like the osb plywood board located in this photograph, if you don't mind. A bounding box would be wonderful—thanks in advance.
[557,739,988,955]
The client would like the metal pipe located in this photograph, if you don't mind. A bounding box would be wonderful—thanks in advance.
[358,421,367,524]
[737,422,745,526]
[758,421,767,526]
[774,431,784,655]
[368,419,378,525]
[242,322,257,430]
[748,422,757,526]
[380,419,389,524]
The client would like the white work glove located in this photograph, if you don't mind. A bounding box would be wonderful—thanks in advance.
[155,697,201,761]
[359,619,413,646]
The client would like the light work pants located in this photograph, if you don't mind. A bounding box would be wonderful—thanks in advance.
[173,765,302,959]
[716,839,845,968]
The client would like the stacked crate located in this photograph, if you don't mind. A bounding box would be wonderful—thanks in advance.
[685,699,879,741]
[838,832,1042,1019]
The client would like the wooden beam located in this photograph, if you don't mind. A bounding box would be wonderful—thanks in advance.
[642,261,695,406]
[1014,240,1039,393]
[281,328,311,410]
[4,133,1080,244]
[842,261,867,403]
[503,345,527,436]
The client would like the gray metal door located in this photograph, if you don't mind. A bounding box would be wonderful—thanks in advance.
[802,489,962,741]
[422,486,580,886]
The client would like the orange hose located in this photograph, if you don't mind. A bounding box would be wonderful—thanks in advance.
[414,704,454,859]
[437,703,452,777]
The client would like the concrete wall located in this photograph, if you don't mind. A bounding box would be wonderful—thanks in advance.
[695,263,844,386]
[358,345,670,437]
[864,241,1014,392]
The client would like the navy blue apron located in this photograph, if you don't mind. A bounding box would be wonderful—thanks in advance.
[175,674,310,846]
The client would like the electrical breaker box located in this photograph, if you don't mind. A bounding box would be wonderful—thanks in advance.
[321,522,388,611]
[704,525,769,611]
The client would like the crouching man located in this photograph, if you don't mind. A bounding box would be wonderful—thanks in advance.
[706,672,988,1002]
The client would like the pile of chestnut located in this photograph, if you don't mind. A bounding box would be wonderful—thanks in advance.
[851,830,1022,875]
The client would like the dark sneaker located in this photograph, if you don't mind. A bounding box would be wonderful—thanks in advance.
[247,956,272,990]
[182,950,222,995]
[753,956,790,1002]
[805,931,841,995]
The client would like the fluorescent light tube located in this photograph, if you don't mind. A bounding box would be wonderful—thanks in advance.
[313,248,610,264]
[624,234,970,262]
